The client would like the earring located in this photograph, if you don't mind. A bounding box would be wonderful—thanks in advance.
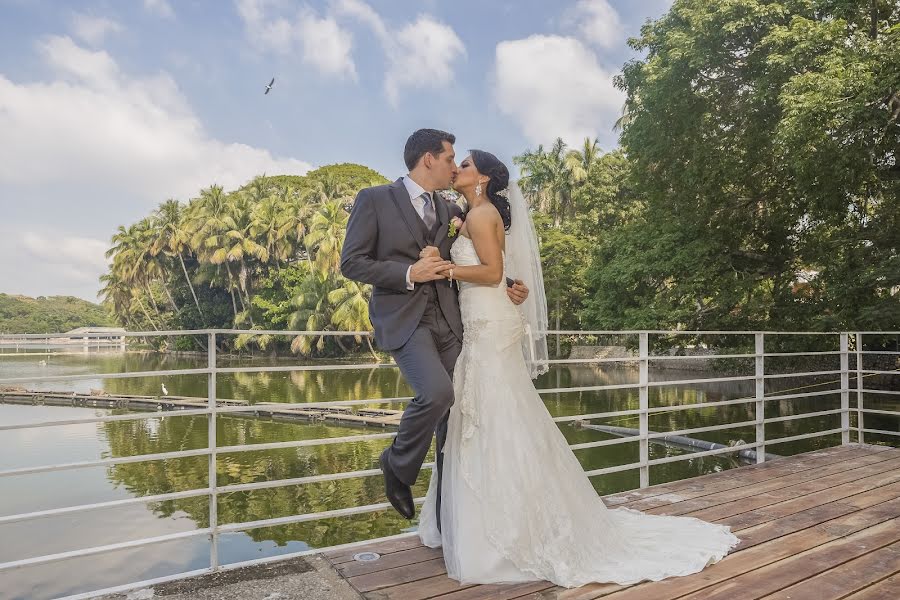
[475,182,483,197]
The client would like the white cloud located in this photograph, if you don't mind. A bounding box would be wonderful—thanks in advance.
[493,35,624,147]
[21,232,109,286]
[333,0,466,105]
[0,35,311,300]
[143,0,175,19]
[564,0,624,49]
[235,0,357,80]
[70,14,123,46]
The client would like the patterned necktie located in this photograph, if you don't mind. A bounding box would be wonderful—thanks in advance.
[421,192,436,230]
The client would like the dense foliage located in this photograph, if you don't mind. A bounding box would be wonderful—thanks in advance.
[100,164,388,354]
[0,294,114,334]
[515,0,899,336]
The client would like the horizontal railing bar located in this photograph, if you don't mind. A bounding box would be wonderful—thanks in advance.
[584,462,643,477]
[649,374,757,386]
[0,367,210,385]
[214,363,396,374]
[647,396,760,413]
[569,436,638,451]
[213,398,414,414]
[859,428,900,437]
[55,568,214,600]
[546,357,642,364]
[0,447,211,478]
[859,409,900,417]
[764,408,847,424]
[762,428,846,446]
[761,351,844,357]
[539,382,642,394]
[213,329,373,336]
[0,409,212,431]
[217,497,427,533]
[859,351,900,355]
[219,432,398,454]
[649,353,757,360]
[859,389,900,396]
[763,369,844,380]
[552,408,644,423]
[0,529,210,571]
[647,419,758,440]
[218,463,435,494]
[760,389,843,401]
[548,330,848,335]
[859,370,900,376]
[0,488,211,525]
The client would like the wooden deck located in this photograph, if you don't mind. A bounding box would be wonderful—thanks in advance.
[323,443,900,600]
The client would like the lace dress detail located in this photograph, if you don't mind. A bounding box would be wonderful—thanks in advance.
[417,236,740,587]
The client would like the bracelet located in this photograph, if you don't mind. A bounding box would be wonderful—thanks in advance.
[449,268,454,286]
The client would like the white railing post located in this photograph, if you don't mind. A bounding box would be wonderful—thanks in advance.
[855,332,865,445]
[755,333,765,463]
[639,332,649,488]
[207,332,218,570]
[840,333,849,445]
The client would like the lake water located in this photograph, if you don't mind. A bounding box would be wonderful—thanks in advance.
[0,350,896,599]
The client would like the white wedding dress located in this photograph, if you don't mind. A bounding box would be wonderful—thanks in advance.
[417,235,741,587]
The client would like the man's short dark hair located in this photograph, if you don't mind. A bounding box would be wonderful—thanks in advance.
[404,129,456,171]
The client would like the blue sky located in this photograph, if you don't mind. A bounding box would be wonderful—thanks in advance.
[0,0,672,301]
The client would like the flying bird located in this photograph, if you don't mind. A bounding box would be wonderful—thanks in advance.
[264,77,275,95]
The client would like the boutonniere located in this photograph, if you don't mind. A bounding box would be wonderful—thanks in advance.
[448,216,464,238]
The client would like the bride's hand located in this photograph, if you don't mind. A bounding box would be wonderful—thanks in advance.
[419,246,441,259]
[506,279,529,305]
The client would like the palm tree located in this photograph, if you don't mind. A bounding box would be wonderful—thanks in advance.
[276,185,316,266]
[565,137,601,184]
[251,196,292,265]
[289,271,335,355]
[328,279,377,359]
[514,138,576,227]
[151,199,204,321]
[304,199,349,276]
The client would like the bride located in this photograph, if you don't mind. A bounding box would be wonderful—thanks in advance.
[415,149,741,587]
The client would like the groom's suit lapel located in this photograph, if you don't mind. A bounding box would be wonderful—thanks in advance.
[389,178,426,250]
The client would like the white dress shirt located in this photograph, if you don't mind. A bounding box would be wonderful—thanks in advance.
[402,175,434,290]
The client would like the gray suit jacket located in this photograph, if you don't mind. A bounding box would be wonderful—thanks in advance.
[340,178,464,351]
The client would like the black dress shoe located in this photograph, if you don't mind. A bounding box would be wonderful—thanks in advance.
[380,449,415,519]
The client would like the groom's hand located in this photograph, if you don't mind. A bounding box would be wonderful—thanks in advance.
[507,279,529,305]
[410,256,453,283]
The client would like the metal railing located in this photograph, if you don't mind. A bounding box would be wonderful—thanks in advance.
[0,329,898,599]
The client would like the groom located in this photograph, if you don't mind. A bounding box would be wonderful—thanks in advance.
[340,129,528,527]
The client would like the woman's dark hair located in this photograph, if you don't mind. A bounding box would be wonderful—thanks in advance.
[404,129,456,171]
[469,149,511,230]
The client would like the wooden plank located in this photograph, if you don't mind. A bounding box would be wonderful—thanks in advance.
[756,541,900,600]
[433,580,556,599]
[841,573,900,600]
[326,536,424,564]
[662,449,900,513]
[609,446,878,512]
[666,457,900,522]
[642,454,900,517]
[364,574,477,600]
[720,479,900,533]
[350,558,449,593]
[338,546,444,578]
[730,482,900,549]
[674,518,899,600]
[598,500,900,600]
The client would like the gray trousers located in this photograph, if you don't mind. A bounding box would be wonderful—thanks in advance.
[385,291,461,521]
